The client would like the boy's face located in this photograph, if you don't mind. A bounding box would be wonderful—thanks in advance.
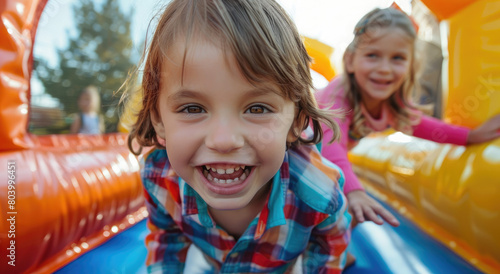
[152,39,298,211]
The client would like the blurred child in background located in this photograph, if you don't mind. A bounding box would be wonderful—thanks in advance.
[70,85,104,134]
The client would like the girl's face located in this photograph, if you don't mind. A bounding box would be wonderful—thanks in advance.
[152,38,298,211]
[78,91,94,113]
[346,27,413,110]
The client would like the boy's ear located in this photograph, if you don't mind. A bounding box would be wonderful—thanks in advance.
[287,109,307,143]
[344,51,355,73]
[150,111,166,139]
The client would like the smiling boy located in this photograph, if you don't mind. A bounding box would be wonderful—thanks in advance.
[125,0,351,273]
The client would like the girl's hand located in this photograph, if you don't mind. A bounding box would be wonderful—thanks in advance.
[346,190,400,227]
[467,114,500,144]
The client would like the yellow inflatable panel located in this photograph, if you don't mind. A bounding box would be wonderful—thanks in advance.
[118,90,142,133]
[303,36,336,82]
[444,0,500,128]
[350,132,500,273]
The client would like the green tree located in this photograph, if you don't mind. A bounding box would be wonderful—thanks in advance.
[34,0,136,133]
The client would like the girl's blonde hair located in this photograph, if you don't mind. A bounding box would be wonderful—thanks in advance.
[122,0,340,155]
[343,7,420,138]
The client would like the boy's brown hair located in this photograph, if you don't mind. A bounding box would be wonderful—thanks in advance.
[121,0,340,155]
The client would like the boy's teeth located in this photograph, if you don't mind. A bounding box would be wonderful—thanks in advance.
[213,178,233,184]
[203,166,249,184]
[206,165,245,174]
[240,172,247,181]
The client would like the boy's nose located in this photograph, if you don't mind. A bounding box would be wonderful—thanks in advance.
[205,118,244,153]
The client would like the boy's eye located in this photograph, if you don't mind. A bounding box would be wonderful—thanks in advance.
[246,105,270,114]
[180,105,205,113]
[393,55,406,60]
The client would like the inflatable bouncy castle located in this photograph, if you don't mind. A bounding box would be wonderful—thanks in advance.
[0,0,499,273]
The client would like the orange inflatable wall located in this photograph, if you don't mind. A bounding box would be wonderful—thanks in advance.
[0,1,145,273]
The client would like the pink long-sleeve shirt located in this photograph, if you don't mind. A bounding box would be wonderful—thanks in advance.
[316,76,470,194]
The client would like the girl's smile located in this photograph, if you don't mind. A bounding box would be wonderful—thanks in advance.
[369,78,393,89]
[345,27,413,115]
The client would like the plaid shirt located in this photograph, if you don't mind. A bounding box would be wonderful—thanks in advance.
[141,145,351,273]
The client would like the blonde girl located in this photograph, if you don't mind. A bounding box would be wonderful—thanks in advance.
[70,85,104,134]
[318,7,500,229]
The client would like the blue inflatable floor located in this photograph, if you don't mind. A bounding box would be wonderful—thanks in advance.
[55,219,149,274]
[343,199,482,274]
[57,197,482,273]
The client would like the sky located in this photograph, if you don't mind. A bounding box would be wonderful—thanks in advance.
[32,0,412,105]
[277,0,411,64]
